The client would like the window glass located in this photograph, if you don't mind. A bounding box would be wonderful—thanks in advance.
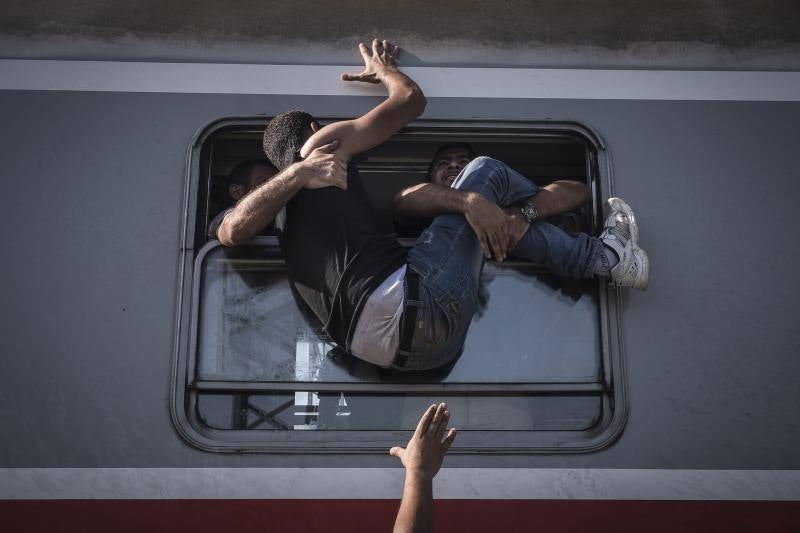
[196,244,601,384]
[197,392,601,431]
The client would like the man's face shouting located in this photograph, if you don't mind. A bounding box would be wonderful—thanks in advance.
[430,147,472,187]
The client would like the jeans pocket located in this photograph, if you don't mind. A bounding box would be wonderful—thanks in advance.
[433,274,476,342]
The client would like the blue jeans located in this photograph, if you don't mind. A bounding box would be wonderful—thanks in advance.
[398,157,601,371]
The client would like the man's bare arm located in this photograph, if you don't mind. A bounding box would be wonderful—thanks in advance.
[529,180,591,217]
[217,141,346,246]
[391,403,456,533]
[395,180,589,220]
[299,39,426,162]
[394,183,512,261]
[394,179,591,260]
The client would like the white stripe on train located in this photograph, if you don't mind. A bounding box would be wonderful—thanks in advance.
[2,468,799,500]
[1,60,799,101]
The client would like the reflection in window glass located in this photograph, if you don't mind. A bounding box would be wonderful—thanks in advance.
[196,245,602,384]
[197,392,601,431]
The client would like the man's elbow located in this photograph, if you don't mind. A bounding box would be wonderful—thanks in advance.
[393,189,408,213]
[577,182,591,205]
[402,86,426,118]
[393,185,419,213]
[394,183,429,215]
[411,89,427,117]
[217,221,250,247]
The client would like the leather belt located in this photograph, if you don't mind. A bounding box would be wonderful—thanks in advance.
[394,269,420,369]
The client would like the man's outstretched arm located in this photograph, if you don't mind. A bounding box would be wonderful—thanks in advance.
[217,141,346,246]
[391,403,457,533]
[299,39,426,162]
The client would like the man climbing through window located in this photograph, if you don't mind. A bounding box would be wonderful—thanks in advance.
[232,38,649,371]
[394,142,587,238]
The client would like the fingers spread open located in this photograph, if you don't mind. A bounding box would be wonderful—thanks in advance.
[441,428,457,452]
[478,231,490,258]
[435,410,450,441]
[488,231,502,262]
[358,42,371,62]
[497,229,509,261]
[429,403,446,437]
[498,225,509,254]
[414,404,437,438]
[391,44,401,60]
[372,38,381,56]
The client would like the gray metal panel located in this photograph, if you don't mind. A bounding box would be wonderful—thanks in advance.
[0,91,799,467]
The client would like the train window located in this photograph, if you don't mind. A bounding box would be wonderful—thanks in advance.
[173,118,627,453]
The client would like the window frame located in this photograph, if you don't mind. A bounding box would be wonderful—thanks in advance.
[171,116,628,454]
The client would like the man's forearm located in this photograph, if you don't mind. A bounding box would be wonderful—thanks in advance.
[394,183,474,218]
[218,164,306,246]
[393,471,434,533]
[396,179,591,222]
[381,67,426,118]
[532,180,591,218]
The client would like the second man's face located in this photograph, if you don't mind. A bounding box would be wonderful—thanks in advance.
[430,148,472,187]
[248,164,278,191]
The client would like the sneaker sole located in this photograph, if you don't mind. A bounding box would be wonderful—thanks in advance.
[632,245,650,290]
[608,197,638,243]
[607,197,650,290]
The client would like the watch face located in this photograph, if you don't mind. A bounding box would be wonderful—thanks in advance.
[522,203,537,222]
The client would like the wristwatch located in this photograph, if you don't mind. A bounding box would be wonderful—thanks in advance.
[520,202,539,224]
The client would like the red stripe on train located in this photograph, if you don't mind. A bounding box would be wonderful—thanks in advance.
[2,500,799,532]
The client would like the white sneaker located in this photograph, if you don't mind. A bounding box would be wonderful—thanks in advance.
[600,197,649,290]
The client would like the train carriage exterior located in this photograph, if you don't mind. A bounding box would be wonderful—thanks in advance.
[1,2,800,531]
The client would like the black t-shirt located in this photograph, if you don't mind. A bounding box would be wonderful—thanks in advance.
[394,215,432,238]
[279,164,407,352]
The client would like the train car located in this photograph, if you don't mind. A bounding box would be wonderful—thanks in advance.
[1,2,800,531]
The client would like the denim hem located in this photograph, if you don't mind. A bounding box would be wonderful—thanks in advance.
[582,237,604,278]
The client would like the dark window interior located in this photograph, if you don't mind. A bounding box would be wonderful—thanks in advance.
[201,126,591,243]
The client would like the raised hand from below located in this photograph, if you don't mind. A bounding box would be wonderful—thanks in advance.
[390,402,457,481]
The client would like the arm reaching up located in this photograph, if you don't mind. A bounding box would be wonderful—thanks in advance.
[300,39,426,162]
[391,403,457,533]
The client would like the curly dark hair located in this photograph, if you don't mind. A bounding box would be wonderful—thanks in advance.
[263,110,316,171]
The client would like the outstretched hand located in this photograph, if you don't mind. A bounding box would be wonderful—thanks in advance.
[341,39,400,84]
[390,403,457,480]
[300,140,348,190]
